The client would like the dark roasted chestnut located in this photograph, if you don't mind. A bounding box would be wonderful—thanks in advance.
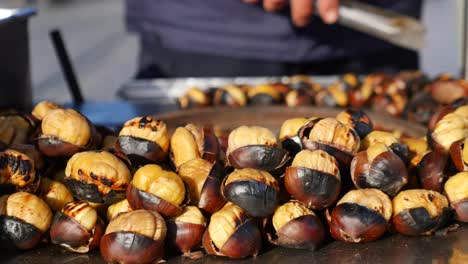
[127,164,186,217]
[31,100,63,121]
[178,159,226,214]
[336,109,373,139]
[213,85,247,107]
[429,111,468,153]
[351,143,408,197]
[39,177,74,211]
[178,87,211,109]
[0,113,36,147]
[222,168,279,217]
[361,131,408,163]
[0,149,40,194]
[392,189,451,236]
[0,192,52,250]
[116,116,169,164]
[167,206,206,256]
[203,203,261,259]
[279,117,316,156]
[268,201,325,250]
[427,79,468,105]
[64,150,131,205]
[50,200,104,253]
[106,199,132,221]
[285,149,341,209]
[444,172,468,222]
[449,137,468,172]
[248,84,284,105]
[415,150,448,192]
[327,188,392,243]
[101,210,166,264]
[227,126,289,172]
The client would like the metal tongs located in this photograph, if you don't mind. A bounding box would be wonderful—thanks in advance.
[331,0,425,51]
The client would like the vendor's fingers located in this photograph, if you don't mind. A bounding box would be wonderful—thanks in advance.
[243,0,259,4]
[290,0,314,27]
[317,0,339,24]
[263,0,288,12]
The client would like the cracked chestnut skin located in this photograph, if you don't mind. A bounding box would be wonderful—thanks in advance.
[327,189,392,243]
[285,150,341,210]
[279,117,317,156]
[166,206,206,255]
[0,149,39,194]
[449,137,468,172]
[392,189,451,236]
[222,168,279,218]
[203,203,261,259]
[336,109,374,139]
[444,172,468,222]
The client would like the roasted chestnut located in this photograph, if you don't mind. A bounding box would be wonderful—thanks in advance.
[449,137,468,171]
[285,150,341,209]
[427,79,468,105]
[170,123,220,169]
[38,108,100,157]
[430,111,468,153]
[0,113,36,147]
[101,210,166,264]
[351,143,408,197]
[248,84,284,105]
[279,117,316,156]
[287,75,322,92]
[227,126,289,172]
[107,199,133,221]
[361,131,408,163]
[336,109,373,139]
[372,93,408,117]
[64,150,131,205]
[117,116,169,164]
[203,203,261,258]
[349,73,389,107]
[334,73,360,92]
[0,192,52,250]
[444,172,468,222]
[178,159,226,214]
[178,87,211,109]
[285,88,315,107]
[39,177,74,211]
[50,200,104,252]
[166,206,206,256]
[31,100,63,121]
[327,189,392,243]
[127,164,186,217]
[392,189,451,236]
[0,149,40,194]
[401,137,428,161]
[268,201,325,250]
[213,85,247,107]
[415,150,448,192]
[315,86,348,107]
[222,168,279,217]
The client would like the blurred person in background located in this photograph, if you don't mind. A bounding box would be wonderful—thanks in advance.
[126,0,422,78]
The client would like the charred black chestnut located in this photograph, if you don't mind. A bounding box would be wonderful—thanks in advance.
[213,85,247,107]
[285,149,341,209]
[167,206,206,256]
[39,177,74,211]
[444,172,468,222]
[0,149,40,194]
[178,87,211,109]
[336,109,373,139]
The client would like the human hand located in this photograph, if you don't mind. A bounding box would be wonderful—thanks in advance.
[243,0,339,27]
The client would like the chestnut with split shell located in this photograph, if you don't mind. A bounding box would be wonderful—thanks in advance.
[166,206,206,256]
[213,85,247,107]
[336,109,373,139]
[32,100,63,121]
[106,199,133,221]
[360,131,409,163]
[449,137,468,172]
[39,177,74,211]
[0,149,40,194]
[178,87,211,109]
[444,172,468,222]
[429,111,468,153]
[415,151,448,192]
[0,113,36,147]
[248,84,285,105]
[279,117,317,156]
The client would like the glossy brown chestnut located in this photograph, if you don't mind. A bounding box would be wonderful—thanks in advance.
[327,189,392,243]
[279,117,316,156]
[222,168,279,217]
[106,199,133,221]
[444,172,468,222]
[178,87,211,109]
[392,189,451,236]
[0,192,52,250]
[178,159,226,214]
[0,113,36,147]
[101,210,166,264]
[166,206,206,256]
[39,177,74,211]
[0,149,40,194]
[116,116,169,164]
[213,85,247,106]
[449,137,468,171]
[127,164,185,217]
[227,126,290,172]
[248,84,285,105]
[285,150,341,209]
[336,109,373,139]
[64,150,131,204]
[203,203,261,259]
[351,144,408,197]
[50,200,104,253]
[268,201,325,250]
[416,151,448,192]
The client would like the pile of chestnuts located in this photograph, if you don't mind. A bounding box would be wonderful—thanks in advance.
[0,99,467,264]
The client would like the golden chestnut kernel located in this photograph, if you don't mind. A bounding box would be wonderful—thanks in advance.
[327,86,348,106]
[366,143,391,163]
[0,115,32,146]
[66,151,131,194]
[4,192,52,232]
[62,201,98,232]
[291,150,340,179]
[272,201,314,232]
[178,87,209,108]
[0,149,36,188]
[39,178,74,211]
[393,189,448,218]
[279,117,317,141]
[308,118,360,153]
[225,168,278,189]
[361,131,399,150]
[132,164,185,206]
[401,137,428,156]
[215,85,248,106]
[208,203,247,250]
[227,126,277,155]
[42,109,91,147]
[32,101,62,120]
[248,84,282,101]
[172,206,206,225]
[105,210,167,241]
[178,158,211,203]
[454,105,468,117]
[107,199,133,221]
[444,172,468,204]
[432,113,468,151]
[170,125,202,168]
[338,189,392,221]
[119,116,170,152]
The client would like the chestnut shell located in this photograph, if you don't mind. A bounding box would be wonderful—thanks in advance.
[166,221,205,254]
[0,215,43,250]
[449,139,467,171]
[284,167,341,210]
[228,145,290,172]
[281,136,302,157]
[37,136,81,157]
[392,207,452,236]
[126,183,183,217]
[416,151,448,192]
[100,231,164,264]
[452,199,468,222]
[268,215,325,250]
[64,178,126,205]
[197,161,226,214]
[116,135,166,165]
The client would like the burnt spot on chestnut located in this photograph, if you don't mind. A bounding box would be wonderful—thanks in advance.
[285,150,341,210]
[392,189,451,236]
[213,85,247,107]
[178,87,211,109]
[222,168,279,218]
[166,206,206,256]
[449,137,468,172]
[336,109,373,139]
[0,149,39,194]
[444,172,468,222]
